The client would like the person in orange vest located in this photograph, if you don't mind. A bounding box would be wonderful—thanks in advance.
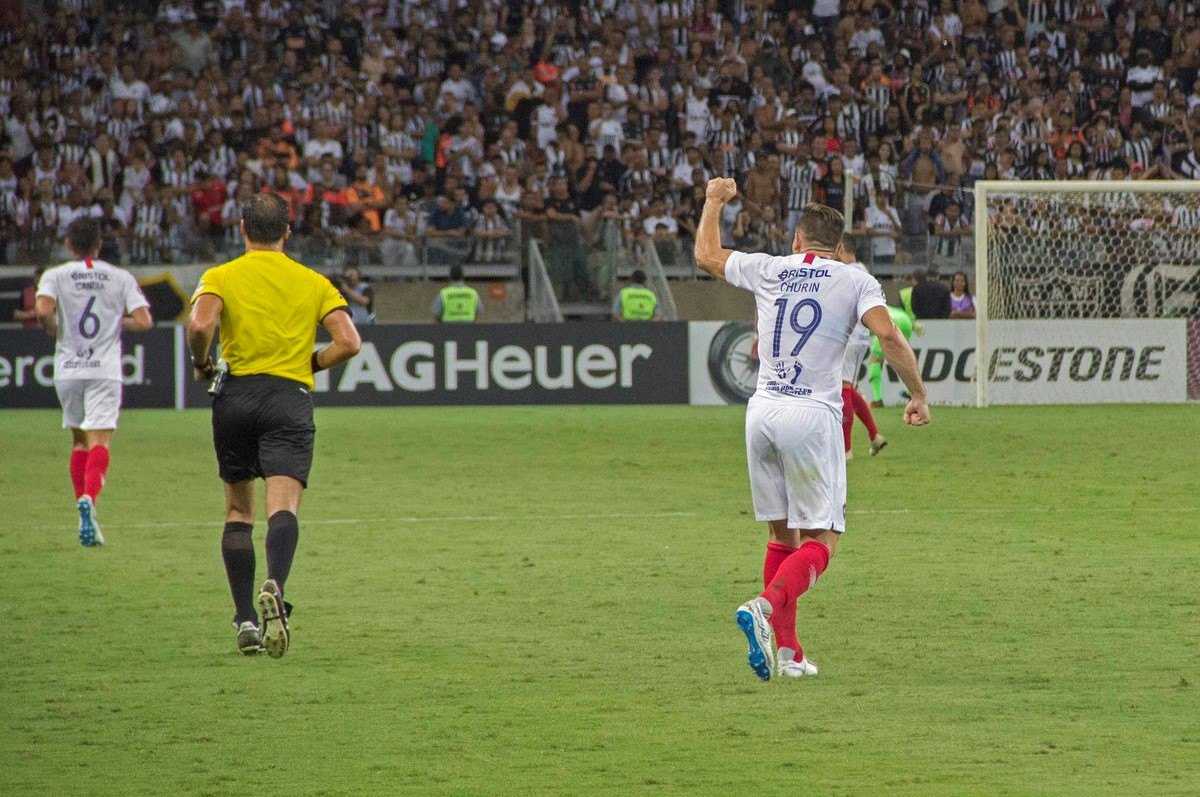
[262,173,306,222]
[345,166,386,232]
[257,126,299,170]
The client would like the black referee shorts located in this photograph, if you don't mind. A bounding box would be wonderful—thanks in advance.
[212,375,315,487]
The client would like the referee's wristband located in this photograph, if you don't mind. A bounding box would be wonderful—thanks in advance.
[311,350,326,373]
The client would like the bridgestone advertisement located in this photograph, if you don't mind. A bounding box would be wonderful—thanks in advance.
[689,321,759,406]
[688,319,1190,406]
[984,319,1188,404]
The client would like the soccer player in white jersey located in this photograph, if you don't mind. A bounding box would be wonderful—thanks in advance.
[694,179,930,681]
[35,218,153,546]
[837,234,887,460]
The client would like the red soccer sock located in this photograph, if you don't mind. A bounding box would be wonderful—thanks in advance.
[764,542,802,660]
[83,446,110,501]
[69,450,88,499]
[771,595,801,661]
[851,388,880,440]
[760,540,831,616]
[840,386,855,452]
[763,541,795,587]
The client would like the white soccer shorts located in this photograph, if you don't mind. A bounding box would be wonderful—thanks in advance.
[745,397,847,532]
[55,379,123,430]
[841,339,869,384]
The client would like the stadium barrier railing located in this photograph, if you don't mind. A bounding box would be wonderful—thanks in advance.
[526,239,563,322]
[635,239,680,322]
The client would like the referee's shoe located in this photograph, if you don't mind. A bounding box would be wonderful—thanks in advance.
[235,621,262,655]
[256,579,290,659]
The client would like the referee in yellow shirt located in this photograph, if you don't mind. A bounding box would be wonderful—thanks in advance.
[186,194,361,658]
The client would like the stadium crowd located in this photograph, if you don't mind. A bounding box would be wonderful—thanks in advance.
[1,0,1199,276]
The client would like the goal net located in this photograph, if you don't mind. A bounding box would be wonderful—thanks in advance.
[975,181,1200,406]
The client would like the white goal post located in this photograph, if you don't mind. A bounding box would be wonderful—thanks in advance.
[973,180,1200,407]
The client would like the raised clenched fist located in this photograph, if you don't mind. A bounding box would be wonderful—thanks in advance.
[706,177,737,202]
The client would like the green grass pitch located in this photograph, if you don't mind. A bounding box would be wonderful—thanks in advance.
[1,404,1197,796]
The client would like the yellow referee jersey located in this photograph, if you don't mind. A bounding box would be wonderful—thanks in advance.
[192,251,348,389]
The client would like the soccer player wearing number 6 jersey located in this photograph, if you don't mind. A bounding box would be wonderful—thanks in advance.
[35,218,153,547]
[695,180,931,681]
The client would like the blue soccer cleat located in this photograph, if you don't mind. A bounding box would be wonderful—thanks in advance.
[77,496,105,547]
[735,598,774,682]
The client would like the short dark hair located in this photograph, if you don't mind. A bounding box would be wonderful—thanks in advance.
[241,193,289,244]
[632,269,647,284]
[797,203,844,250]
[450,264,464,281]
[65,217,102,256]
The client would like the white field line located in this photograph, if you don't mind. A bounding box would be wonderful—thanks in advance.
[36,510,699,531]
[34,505,1197,531]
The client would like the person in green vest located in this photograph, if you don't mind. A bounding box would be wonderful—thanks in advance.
[865,269,919,404]
[898,271,917,319]
[866,303,916,407]
[431,264,482,322]
[612,270,660,321]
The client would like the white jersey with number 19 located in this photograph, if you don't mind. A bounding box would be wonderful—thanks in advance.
[725,250,886,413]
[36,259,149,382]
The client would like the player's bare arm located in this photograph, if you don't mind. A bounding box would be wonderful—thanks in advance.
[187,293,223,380]
[314,309,362,372]
[861,306,930,426]
[694,177,738,280]
[122,307,154,332]
[35,295,58,337]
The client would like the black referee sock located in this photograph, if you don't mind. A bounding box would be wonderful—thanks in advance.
[266,511,299,595]
[221,522,257,625]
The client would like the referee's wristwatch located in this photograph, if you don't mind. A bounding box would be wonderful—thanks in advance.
[192,356,215,378]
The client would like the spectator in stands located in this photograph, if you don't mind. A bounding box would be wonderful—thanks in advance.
[949,271,977,319]
[335,265,375,326]
[173,17,217,75]
[732,205,766,252]
[382,195,421,270]
[94,189,127,264]
[932,201,972,269]
[12,266,42,329]
[339,214,379,268]
[190,170,228,245]
[345,167,386,234]
[640,197,677,238]
[544,176,590,300]
[861,190,903,266]
[818,156,848,214]
[0,0,1194,289]
[425,194,471,266]
[472,201,511,264]
[910,270,953,319]
[1172,134,1200,180]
